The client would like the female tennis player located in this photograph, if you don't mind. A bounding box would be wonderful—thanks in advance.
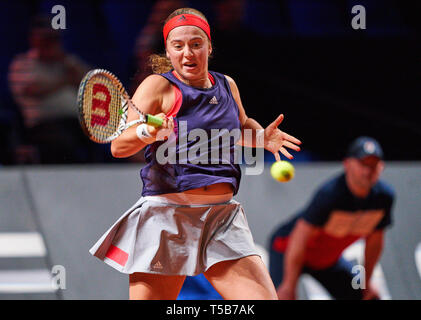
[90,8,301,300]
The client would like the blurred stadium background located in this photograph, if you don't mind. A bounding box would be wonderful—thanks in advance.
[0,0,420,299]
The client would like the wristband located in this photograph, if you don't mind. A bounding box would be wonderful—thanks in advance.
[136,123,155,144]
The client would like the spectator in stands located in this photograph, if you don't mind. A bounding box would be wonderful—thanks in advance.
[8,15,91,164]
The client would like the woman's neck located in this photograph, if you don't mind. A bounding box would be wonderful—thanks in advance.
[173,70,212,89]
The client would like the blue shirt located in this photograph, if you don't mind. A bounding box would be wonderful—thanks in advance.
[140,70,242,196]
[271,173,395,269]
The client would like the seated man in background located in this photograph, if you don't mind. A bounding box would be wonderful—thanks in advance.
[269,137,395,300]
[8,15,91,164]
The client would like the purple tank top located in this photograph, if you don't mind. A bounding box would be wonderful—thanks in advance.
[140,70,242,196]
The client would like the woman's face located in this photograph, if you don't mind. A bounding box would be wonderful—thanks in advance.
[166,25,212,84]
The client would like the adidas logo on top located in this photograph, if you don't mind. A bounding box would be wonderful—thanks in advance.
[153,261,163,269]
[209,96,218,104]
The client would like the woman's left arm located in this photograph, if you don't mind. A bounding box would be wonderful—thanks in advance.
[225,75,302,160]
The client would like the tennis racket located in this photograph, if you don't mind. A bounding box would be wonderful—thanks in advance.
[77,69,163,143]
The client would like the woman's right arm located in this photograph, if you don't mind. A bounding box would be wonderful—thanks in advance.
[110,74,174,158]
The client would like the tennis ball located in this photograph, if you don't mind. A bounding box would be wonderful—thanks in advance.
[270,161,295,182]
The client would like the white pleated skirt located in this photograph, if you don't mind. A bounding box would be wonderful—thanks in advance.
[89,193,259,276]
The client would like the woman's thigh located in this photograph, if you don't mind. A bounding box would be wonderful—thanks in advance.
[129,272,186,300]
[203,255,278,300]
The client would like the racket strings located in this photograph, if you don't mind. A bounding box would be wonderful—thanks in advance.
[82,73,123,142]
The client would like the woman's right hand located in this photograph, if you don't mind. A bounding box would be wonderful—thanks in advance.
[146,113,175,142]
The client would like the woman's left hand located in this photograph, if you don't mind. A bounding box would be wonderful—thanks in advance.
[264,114,302,161]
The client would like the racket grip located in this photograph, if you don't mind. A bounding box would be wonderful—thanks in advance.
[146,115,164,127]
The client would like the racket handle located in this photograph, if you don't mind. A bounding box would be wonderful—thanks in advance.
[146,115,164,127]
